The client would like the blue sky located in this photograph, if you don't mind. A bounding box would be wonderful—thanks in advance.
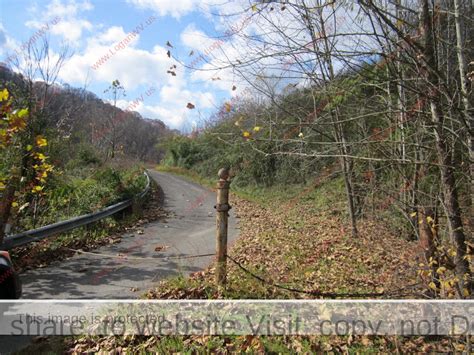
[0,0,255,130]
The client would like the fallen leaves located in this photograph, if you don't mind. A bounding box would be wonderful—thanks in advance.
[154,245,169,252]
[63,176,462,353]
[145,188,422,301]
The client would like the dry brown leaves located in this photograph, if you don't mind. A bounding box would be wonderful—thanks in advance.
[71,187,469,353]
[148,191,422,299]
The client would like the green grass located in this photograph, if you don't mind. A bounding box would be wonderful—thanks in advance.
[156,165,321,208]
[231,183,306,207]
[157,162,347,212]
[9,164,150,270]
[13,165,146,232]
[232,172,346,213]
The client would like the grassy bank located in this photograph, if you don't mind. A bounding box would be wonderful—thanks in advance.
[9,163,166,272]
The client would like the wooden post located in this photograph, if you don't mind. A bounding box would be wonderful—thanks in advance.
[215,168,231,287]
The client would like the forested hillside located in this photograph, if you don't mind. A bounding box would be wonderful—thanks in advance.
[0,63,172,243]
[0,65,173,162]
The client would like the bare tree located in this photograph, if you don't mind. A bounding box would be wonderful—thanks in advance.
[453,0,474,225]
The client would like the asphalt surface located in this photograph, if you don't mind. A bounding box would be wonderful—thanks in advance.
[0,170,240,353]
[19,170,240,299]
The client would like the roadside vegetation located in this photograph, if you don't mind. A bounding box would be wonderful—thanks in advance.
[0,41,172,266]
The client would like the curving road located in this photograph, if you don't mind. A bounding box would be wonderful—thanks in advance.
[18,170,240,299]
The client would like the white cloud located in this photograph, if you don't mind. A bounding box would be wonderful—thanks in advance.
[180,24,214,50]
[0,24,20,60]
[127,0,197,18]
[58,21,176,90]
[26,0,93,43]
[56,19,215,128]
[105,83,216,129]
[91,26,131,46]
[35,4,218,130]
[138,84,215,128]
[141,105,187,128]
[126,0,224,18]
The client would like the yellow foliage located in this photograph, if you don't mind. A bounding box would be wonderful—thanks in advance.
[32,185,43,193]
[36,136,48,147]
[0,88,9,101]
[43,163,53,171]
[17,108,29,118]
[35,152,47,161]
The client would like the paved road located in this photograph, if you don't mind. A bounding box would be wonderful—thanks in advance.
[1,170,240,353]
[18,170,239,299]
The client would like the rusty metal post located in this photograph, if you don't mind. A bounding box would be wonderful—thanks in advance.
[215,168,231,287]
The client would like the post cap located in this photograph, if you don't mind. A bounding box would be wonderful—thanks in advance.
[218,168,229,180]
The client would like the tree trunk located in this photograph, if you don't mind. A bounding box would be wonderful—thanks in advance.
[0,180,17,246]
[304,3,358,236]
[453,0,474,226]
[421,0,472,294]
[418,206,440,296]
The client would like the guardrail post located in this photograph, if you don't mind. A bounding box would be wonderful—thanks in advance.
[131,198,143,216]
[215,168,231,288]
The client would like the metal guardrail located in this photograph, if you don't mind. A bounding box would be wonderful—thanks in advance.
[2,171,151,250]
